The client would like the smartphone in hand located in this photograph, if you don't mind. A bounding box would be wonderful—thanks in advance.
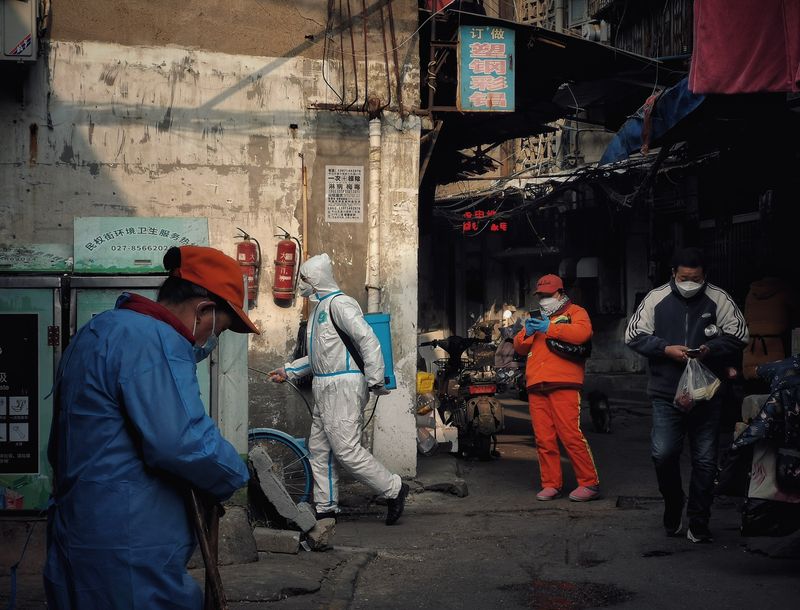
[686,348,701,358]
[529,309,541,319]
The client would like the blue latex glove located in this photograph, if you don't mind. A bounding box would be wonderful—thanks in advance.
[525,317,550,336]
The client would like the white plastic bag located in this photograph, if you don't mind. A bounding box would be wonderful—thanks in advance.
[673,358,721,412]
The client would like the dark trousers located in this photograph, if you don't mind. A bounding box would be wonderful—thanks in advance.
[651,397,723,525]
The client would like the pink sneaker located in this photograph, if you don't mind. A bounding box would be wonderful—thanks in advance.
[536,487,562,501]
[569,485,600,502]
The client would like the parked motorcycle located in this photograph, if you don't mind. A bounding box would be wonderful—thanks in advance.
[495,362,527,402]
[419,336,504,461]
[494,318,528,402]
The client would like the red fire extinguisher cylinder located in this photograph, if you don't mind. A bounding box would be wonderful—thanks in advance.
[236,230,261,307]
[272,237,297,301]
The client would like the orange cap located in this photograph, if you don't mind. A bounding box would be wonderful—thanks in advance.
[165,246,260,334]
[535,274,564,294]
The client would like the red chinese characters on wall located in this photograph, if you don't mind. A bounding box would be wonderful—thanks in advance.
[462,210,508,234]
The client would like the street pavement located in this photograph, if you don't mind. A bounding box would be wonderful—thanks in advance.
[3,394,799,609]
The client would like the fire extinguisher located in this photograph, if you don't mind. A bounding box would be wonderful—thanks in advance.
[235,228,261,308]
[272,226,302,303]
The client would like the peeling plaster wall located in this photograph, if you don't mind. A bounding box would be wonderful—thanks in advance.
[0,26,419,475]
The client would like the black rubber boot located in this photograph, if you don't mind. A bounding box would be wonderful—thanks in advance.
[385,483,409,525]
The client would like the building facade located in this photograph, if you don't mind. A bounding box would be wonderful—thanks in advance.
[0,0,422,475]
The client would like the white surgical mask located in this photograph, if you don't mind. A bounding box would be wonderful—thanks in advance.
[298,277,314,298]
[192,304,218,362]
[675,280,704,299]
[539,295,566,316]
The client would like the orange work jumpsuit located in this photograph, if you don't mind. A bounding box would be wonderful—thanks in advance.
[513,302,599,489]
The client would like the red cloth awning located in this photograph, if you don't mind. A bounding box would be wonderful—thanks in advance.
[689,0,800,94]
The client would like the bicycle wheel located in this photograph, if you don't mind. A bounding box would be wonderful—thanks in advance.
[248,428,313,504]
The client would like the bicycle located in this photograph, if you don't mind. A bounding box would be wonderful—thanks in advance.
[246,365,383,507]
[247,427,312,504]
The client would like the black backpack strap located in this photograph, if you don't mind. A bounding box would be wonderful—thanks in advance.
[330,295,365,374]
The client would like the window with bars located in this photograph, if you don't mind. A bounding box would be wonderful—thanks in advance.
[520,0,556,29]
[569,0,589,27]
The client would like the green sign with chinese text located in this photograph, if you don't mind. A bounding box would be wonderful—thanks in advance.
[73,217,209,274]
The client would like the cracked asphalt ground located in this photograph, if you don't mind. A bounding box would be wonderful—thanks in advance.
[3,397,798,609]
[284,397,799,610]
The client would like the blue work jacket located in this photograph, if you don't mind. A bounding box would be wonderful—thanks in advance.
[43,298,249,609]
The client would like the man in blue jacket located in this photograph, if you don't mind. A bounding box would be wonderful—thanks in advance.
[625,247,748,543]
[44,246,257,609]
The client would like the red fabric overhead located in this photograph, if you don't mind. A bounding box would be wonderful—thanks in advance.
[689,0,800,94]
[425,0,456,11]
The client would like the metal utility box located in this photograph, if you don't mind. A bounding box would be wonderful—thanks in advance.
[0,276,63,511]
[1,0,38,62]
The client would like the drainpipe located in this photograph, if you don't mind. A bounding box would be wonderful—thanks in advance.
[366,117,382,313]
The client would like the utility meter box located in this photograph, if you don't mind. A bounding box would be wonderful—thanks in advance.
[1,0,38,62]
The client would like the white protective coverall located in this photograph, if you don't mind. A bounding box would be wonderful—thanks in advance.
[284,253,402,512]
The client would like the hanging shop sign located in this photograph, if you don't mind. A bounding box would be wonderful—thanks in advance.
[73,217,209,274]
[458,25,515,112]
[325,165,364,223]
[0,313,39,477]
[462,210,508,234]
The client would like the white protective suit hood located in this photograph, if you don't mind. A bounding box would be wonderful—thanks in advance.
[299,253,340,299]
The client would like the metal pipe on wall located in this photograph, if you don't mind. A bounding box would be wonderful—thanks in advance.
[366,118,382,313]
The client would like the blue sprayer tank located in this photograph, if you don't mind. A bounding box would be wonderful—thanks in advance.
[364,312,396,389]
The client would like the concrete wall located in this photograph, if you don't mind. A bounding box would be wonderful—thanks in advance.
[0,0,420,475]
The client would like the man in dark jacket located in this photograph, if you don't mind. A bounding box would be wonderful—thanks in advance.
[625,247,748,543]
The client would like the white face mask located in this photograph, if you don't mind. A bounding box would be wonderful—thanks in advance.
[675,280,704,299]
[192,304,218,362]
[538,295,565,316]
[297,277,314,298]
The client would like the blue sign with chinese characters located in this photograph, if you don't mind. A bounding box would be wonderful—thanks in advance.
[458,25,515,112]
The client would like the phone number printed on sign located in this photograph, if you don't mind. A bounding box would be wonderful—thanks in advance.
[325,165,364,223]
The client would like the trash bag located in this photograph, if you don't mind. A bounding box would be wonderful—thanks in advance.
[673,358,721,412]
[741,497,800,537]
[715,445,753,498]
[776,447,800,493]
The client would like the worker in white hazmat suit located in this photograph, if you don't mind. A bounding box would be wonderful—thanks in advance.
[269,253,409,525]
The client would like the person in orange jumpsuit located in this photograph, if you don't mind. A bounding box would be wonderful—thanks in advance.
[514,274,600,502]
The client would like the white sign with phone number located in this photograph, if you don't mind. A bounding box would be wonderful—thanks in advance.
[325,165,364,223]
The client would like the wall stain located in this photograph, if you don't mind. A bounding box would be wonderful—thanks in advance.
[156,107,172,133]
[246,75,267,108]
[88,115,95,145]
[100,63,122,86]
[246,134,275,206]
[60,143,76,165]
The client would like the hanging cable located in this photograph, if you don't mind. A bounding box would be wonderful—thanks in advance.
[248,366,313,417]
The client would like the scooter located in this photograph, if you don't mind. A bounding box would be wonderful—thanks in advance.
[419,336,504,461]
[495,360,528,402]
[494,319,528,402]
